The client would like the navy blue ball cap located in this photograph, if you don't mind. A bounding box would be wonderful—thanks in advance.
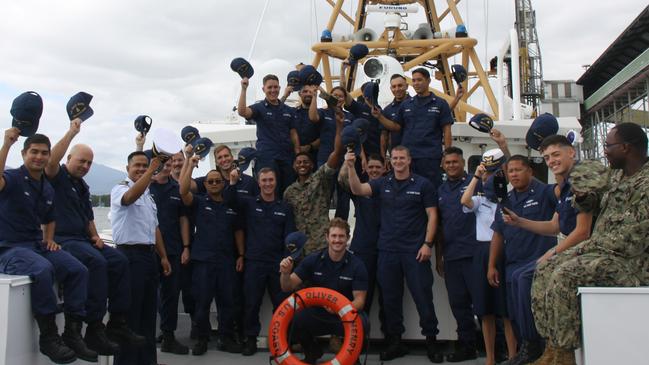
[285,231,307,261]
[66,92,94,122]
[181,125,200,144]
[10,91,43,137]
[526,113,559,151]
[230,57,254,79]
[287,70,302,91]
[298,65,323,86]
[349,44,369,65]
[342,124,360,148]
[451,64,467,84]
[193,137,214,159]
[469,113,493,133]
[362,80,379,106]
[352,118,370,144]
[134,115,153,135]
[236,147,257,172]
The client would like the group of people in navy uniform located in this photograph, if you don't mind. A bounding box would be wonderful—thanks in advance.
[0,65,630,365]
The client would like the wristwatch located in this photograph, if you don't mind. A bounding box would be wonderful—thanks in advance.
[424,241,434,248]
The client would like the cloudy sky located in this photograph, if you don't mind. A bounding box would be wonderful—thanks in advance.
[1,0,646,172]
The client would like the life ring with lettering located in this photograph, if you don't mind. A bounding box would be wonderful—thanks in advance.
[269,287,364,365]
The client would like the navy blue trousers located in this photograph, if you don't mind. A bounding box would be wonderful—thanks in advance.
[158,255,184,332]
[113,246,158,365]
[0,245,87,316]
[243,260,288,337]
[179,260,195,317]
[292,307,369,350]
[444,257,478,344]
[509,260,541,341]
[354,252,384,333]
[192,257,236,338]
[377,251,438,337]
[60,239,130,321]
[411,158,442,189]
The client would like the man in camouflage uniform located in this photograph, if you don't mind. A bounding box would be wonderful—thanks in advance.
[531,123,649,365]
[283,108,345,255]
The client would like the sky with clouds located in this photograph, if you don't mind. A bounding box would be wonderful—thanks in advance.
[1,0,646,172]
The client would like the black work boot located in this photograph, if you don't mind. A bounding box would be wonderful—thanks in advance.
[84,320,120,356]
[35,314,77,364]
[241,336,257,356]
[379,334,409,361]
[192,337,209,356]
[217,335,242,353]
[445,341,477,362]
[510,340,543,365]
[61,313,98,362]
[160,330,189,355]
[105,313,147,347]
[426,336,444,363]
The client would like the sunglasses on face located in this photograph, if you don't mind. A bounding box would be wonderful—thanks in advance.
[206,179,224,185]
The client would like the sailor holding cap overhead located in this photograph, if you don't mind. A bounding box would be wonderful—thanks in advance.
[110,147,172,365]
[178,149,243,356]
[236,60,300,195]
[0,92,92,364]
[279,220,368,365]
[44,107,145,359]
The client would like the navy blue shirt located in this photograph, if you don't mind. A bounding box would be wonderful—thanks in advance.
[49,165,94,242]
[437,174,477,261]
[150,179,187,256]
[189,193,238,262]
[316,108,353,166]
[291,105,320,147]
[294,249,368,301]
[0,166,55,247]
[381,96,409,148]
[248,99,296,161]
[349,193,381,255]
[369,173,437,253]
[232,194,296,263]
[491,179,557,281]
[347,100,381,156]
[393,94,453,159]
[556,180,578,236]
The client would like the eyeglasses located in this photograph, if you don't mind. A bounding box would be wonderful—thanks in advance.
[603,142,625,150]
[206,179,224,185]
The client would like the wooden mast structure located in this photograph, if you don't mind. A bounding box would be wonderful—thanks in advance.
[310,0,499,121]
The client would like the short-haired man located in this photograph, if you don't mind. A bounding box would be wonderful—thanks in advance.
[436,146,479,361]
[373,68,454,188]
[289,85,321,163]
[347,145,443,362]
[45,120,143,358]
[279,218,368,364]
[487,155,557,364]
[380,74,410,159]
[110,151,172,365]
[283,108,344,255]
[0,129,89,364]
[532,123,649,364]
[228,167,296,356]
[238,74,300,194]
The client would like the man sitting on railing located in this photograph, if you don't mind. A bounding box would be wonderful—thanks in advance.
[531,122,649,365]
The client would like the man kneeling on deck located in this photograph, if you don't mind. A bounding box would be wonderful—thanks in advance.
[279,218,368,364]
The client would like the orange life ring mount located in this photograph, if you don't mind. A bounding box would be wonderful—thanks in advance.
[269,287,364,365]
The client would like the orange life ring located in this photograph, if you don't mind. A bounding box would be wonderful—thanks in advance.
[269,287,364,365]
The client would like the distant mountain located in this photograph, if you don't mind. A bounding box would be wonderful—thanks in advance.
[85,163,125,195]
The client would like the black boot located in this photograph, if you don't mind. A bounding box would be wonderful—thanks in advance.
[217,335,242,353]
[160,330,189,355]
[241,336,257,356]
[445,341,477,362]
[105,313,147,347]
[61,314,98,362]
[508,340,544,365]
[84,321,120,356]
[379,334,409,361]
[35,314,77,364]
[425,336,444,363]
[192,337,209,356]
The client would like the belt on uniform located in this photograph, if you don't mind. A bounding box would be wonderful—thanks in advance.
[117,244,155,252]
